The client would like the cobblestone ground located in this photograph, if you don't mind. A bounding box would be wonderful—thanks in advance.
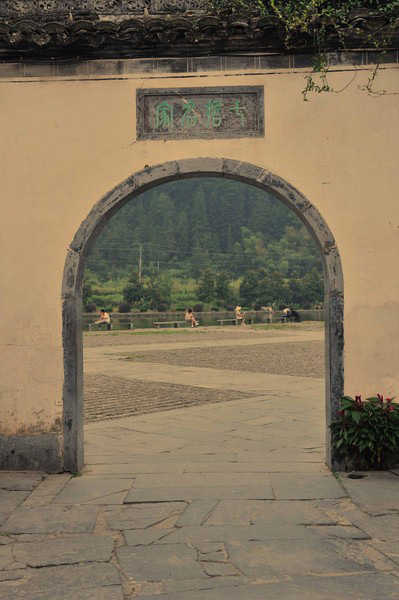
[84,375,255,423]
[84,322,324,348]
[124,340,324,379]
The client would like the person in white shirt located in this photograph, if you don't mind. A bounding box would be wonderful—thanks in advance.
[95,309,111,330]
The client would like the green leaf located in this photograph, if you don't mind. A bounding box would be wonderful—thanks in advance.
[341,397,355,409]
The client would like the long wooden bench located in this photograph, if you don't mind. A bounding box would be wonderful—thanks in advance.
[88,323,113,331]
[217,318,238,325]
[88,321,134,331]
[153,321,187,329]
[279,316,301,323]
[217,318,254,326]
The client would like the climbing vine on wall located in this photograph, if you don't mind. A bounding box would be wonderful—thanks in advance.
[209,0,399,99]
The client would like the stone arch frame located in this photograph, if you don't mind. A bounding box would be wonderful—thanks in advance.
[62,157,344,472]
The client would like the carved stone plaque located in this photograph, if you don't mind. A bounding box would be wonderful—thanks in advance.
[136,86,264,140]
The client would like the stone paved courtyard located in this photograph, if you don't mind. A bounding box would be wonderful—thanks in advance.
[84,324,324,422]
[1,326,399,598]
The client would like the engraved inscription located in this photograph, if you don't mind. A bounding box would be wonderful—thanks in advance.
[136,86,264,140]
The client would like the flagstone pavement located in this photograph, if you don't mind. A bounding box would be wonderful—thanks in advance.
[1,330,399,598]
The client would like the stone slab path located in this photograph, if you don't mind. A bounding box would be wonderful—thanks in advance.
[83,327,324,423]
[1,329,399,598]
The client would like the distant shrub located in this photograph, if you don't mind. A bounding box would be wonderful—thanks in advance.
[253,304,262,311]
[107,294,123,306]
[226,305,235,312]
[193,303,203,312]
[303,302,312,309]
[118,302,131,313]
[139,308,148,312]
[92,293,122,305]
[175,307,185,312]
[211,306,220,312]
[91,295,108,307]
[157,303,168,312]
[85,301,97,313]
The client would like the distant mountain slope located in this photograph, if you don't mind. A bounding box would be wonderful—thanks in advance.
[87,178,322,281]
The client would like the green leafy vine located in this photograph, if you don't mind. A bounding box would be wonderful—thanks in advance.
[209,0,399,99]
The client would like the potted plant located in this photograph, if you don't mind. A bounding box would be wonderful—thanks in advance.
[330,395,399,470]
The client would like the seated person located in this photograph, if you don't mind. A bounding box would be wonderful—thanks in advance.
[265,306,274,323]
[185,308,199,328]
[290,309,302,322]
[95,309,111,330]
[280,307,292,322]
[235,305,246,325]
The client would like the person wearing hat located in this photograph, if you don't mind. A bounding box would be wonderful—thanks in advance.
[235,305,246,326]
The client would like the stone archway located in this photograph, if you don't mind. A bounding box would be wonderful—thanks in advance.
[62,158,344,473]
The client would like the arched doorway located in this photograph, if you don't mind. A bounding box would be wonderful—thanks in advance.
[62,158,344,472]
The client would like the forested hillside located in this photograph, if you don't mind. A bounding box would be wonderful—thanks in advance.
[84,178,324,310]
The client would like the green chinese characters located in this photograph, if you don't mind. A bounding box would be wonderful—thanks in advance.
[229,99,246,127]
[204,99,222,127]
[154,97,246,131]
[155,100,174,129]
[181,100,198,128]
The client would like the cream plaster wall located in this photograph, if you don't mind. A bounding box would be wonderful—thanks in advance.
[0,64,398,437]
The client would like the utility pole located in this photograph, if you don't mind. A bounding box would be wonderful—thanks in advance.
[138,244,143,280]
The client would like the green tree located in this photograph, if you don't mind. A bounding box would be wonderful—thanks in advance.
[146,192,176,261]
[176,211,190,252]
[191,188,211,250]
[257,275,274,306]
[84,178,324,306]
[287,276,302,306]
[197,268,217,304]
[300,268,324,305]
[145,275,173,308]
[215,271,232,308]
[83,279,93,306]
[122,273,144,305]
[257,271,289,306]
[239,270,260,307]
[270,271,287,305]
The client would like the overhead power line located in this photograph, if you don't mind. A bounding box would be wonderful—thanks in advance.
[84,260,300,271]
[89,248,282,259]
[86,254,312,264]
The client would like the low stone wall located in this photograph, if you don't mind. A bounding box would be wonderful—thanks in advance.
[83,309,325,320]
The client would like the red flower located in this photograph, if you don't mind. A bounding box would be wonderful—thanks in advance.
[386,405,394,412]
[377,394,384,404]
[355,395,362,405]
[338,410,345,416]
[386,398,392,403]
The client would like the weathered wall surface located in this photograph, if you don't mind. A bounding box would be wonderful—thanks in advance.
[0,59,398,470]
